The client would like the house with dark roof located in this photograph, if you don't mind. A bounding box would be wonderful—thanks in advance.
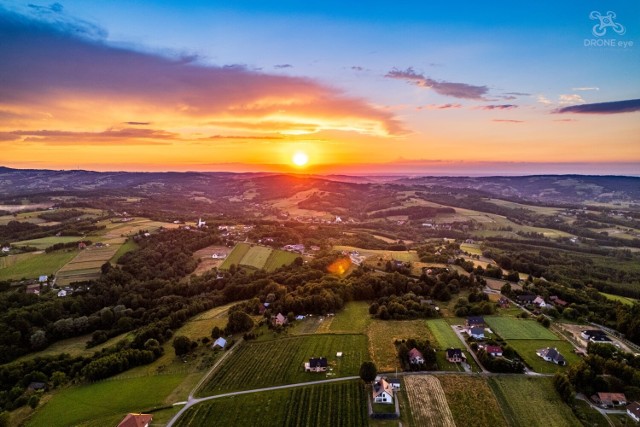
[387,378,401,390]
[517,294,537,304]
[581,329,607,340]
[536,347,566,366]
[469,327,485,339]
[304,357,328,372]
[117,413,153,427]
[466,316,485,328]
[627,401,640,422]
[408,348,424,364]
[27,382,46,392]
[446,349,466,363]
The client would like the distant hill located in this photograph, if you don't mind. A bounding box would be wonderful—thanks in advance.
[0,167,638,205]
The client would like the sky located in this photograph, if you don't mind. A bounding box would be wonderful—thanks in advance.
[1,1,639,175]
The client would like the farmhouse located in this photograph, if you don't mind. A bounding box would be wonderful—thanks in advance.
[533,296,547,308]
[212,337,227,349]
[466,316,485,328]
[272,313,287,327]
[549,295,568,307]
[627,402,640,422]
[372,378,394,404]
[469,327,485,340]
[536,347,566,366]
[408,348,425,364]
[517,294,537,304]
[446,349,466,363]
[589,335,613,345]
[484,345,503,357]
[38,275,48,283]
[581,330,609,342]
[593,392,627,408]
[117,413,153,427]
[304,357,328,372]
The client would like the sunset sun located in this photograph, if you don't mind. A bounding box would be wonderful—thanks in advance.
[292,152,309,167]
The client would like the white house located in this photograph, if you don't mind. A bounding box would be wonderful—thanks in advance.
[211,253,226,259]
[57,290,67,298]
[212,337,227,349]
[536,347,566,366]
[1,246,10,253]
[197,218,206,228]
[533,296,547,308]
[372,378,394,404]
[627,402,640,422]
[38,275,48,283]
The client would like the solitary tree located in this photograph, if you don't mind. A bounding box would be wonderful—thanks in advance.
[172,335,192,356]
[359,361,377,383]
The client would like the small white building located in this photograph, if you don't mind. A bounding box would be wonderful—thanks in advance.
[212,337,227,349]
[627,402,640,422]
[1,246,10,253]
[57,290,67,298]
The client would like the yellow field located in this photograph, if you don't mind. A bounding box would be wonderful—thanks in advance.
[56,245,120,285]
[404,375,455,427]
[367,320,432,371]
[333,246,419,263]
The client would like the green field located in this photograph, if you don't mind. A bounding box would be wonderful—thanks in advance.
[177,381,367,427]
[325,301,372,334]
[263,249,300,271]
[219,242,251,269]
[484,317,560,340]
[0,252,39,269]
[460,242,483,255]
[0,250,77,281]
[599,292,637,306]
[197,334,367,396]
[488,377,581,427]
[12,236,81,250]
[438,375,508,427]
[26,374,184,427]
[241,245,273,269]
[507,340,581,373]
[219,243,299,272]
[110,239,139,263]
[427,319,465,349]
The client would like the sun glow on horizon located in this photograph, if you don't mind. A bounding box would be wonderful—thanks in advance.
[292,151,309,167]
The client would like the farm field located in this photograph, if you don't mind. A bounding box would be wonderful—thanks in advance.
[176,381,367,427]
[110,239,139,264]
[0,250,77,281]
[219,243,299,272]
[600,292,637,306]
[197,334,367,395]
[404,375,455,427]
[26,373,184,427]
[192,245,231,275]
[324,301,372,334]
[438,375,507,427]
[460,242,483,255]
[488,377,581,427]
[367,320,432,371]
[0,251,39,269]
[12,236,81,249]
[13,331,132,364]
[427,319,464,349]
[484,317,560,340]
[56,245,120,285]
[333,246,419,263]
[507,340,581,373]
[484,198,562,216]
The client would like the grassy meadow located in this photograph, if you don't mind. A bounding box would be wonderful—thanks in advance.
[0,250,77,281]
[197,334,367,395]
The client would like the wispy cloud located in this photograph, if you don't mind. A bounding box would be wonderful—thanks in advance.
[476,104,518,110]
[1,128,177,145]
[492,119,524,123]
[0,6,404,143]
[572,87,599,91]
[274,64,293,69]
[417,103,463,110]
[124,121,151,126]
[559,94,585,105]
[385,67,488,100]
[554,99,640,114]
